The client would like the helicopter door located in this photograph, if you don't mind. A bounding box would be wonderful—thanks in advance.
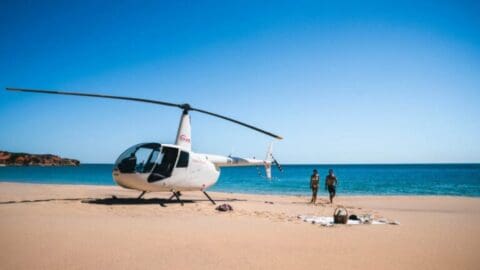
[148,146,179,182]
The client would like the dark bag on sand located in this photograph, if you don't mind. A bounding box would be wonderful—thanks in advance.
[349,214,359,220]
[348,214,360,220]
[216,204,233,212]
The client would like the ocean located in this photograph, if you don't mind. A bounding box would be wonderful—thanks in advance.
[0,164,479,197]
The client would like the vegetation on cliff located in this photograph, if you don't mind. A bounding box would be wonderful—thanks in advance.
[0,151,80,166]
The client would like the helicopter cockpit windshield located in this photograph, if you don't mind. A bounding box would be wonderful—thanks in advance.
[114,143,179,181]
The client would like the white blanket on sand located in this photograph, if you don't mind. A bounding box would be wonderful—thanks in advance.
[298,215,391,226]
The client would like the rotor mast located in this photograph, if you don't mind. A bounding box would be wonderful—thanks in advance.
[175,108,192,150]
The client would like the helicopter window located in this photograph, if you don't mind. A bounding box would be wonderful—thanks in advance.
[115,143,162,174]
[134,147,152,173]
[143,149,161,173]
[148,146,179,182]
[176,151,189,168]
[116,152,137,173]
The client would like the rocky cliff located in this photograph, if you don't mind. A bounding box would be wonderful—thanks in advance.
[0,151,80,166]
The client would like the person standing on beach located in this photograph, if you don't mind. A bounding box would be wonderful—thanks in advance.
[325,169,337,203]
[310,169,320,204]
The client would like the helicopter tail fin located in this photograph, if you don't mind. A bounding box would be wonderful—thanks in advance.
[175,111,192,150]
[264,142,274,179]
[265,142,283,179]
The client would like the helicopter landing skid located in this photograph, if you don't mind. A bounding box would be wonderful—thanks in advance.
[168,191,184,206]
[203,191,216,205]
[137,191,146,199]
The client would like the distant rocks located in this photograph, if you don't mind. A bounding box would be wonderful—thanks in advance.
[0,151,80,166]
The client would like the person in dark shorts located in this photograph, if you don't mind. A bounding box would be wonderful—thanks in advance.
[310,169,320,204]
[325,169,337,203]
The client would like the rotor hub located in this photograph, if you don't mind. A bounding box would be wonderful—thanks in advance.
[180,103,191,111]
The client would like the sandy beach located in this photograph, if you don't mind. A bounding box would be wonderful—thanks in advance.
[0,182,479,270]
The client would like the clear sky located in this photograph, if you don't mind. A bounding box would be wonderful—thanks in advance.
[1,0,479,164]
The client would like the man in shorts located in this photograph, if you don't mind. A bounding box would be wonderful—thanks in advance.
[325,169,337,203]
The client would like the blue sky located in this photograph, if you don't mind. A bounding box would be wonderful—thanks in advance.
[1,0,479,163]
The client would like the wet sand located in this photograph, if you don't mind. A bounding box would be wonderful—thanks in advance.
[0,182,479,270]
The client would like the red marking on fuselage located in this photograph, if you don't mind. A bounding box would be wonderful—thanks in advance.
[180,134,191,143]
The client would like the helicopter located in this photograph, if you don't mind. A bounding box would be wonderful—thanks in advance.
[5,87,283,205]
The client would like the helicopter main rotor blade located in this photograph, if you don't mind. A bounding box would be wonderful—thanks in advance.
[5,87,182,108]
[5,87,283,140]
[190,107,283,140]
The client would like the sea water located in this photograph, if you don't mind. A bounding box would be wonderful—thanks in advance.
[0,164,479,197]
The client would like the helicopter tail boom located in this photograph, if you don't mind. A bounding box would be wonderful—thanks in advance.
[205,142,280,179]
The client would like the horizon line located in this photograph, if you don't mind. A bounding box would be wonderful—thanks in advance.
[78,162,480,165]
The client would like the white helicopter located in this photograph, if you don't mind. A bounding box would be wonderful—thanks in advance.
[6,87,283,205]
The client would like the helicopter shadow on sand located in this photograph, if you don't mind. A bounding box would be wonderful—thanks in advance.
[0,196,243,208]
[82,196,244,207]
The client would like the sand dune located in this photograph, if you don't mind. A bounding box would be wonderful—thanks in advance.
[0,182,479,270]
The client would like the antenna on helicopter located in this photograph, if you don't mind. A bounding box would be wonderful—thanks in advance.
[5,87,283,140]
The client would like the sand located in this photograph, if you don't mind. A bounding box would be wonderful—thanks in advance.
[0,182,479,270]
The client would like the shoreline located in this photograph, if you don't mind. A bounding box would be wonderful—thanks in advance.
[1,180,479,198]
